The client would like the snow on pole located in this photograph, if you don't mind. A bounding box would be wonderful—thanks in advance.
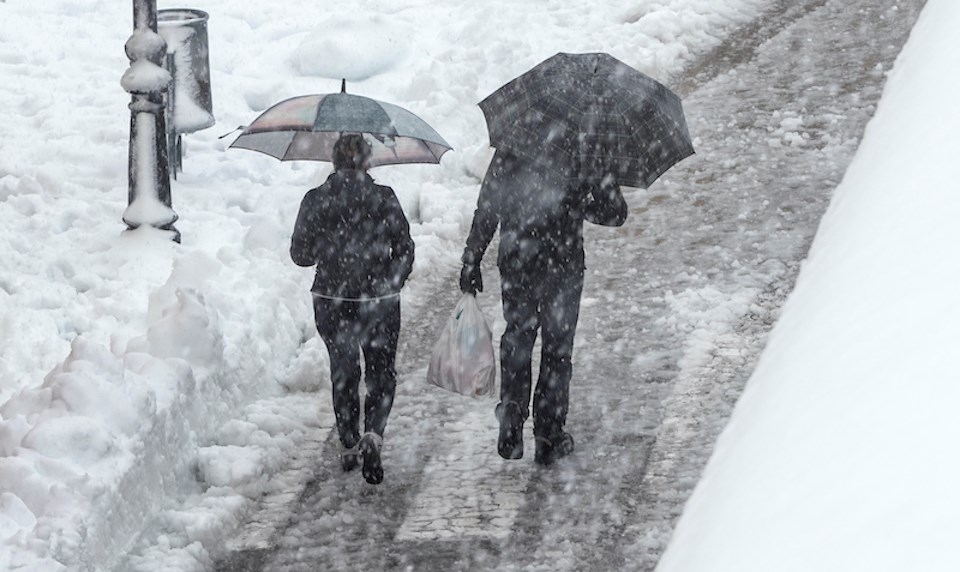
[121,0,180,242]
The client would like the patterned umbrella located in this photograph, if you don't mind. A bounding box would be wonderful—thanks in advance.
[230,83,451,167]
[479,52,694,188]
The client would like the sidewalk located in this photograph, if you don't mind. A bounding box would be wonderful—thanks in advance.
[116,0,923,569]
[213,0,917,569]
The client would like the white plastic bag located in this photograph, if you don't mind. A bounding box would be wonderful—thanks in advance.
[426,294,496,397]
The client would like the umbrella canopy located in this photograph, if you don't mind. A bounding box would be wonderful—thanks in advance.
[230,89,452,167]
[479,52,694,188]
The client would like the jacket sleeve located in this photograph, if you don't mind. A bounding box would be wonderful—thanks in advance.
[462,154,503,265]
[290,191,320,267]
[583,174,628,227]
[384,189,415,290]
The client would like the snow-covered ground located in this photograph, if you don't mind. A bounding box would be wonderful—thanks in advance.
[3,0,952,569]
[657,1,960,571]
[0,0,773,570]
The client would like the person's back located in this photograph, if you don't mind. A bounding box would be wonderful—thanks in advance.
[464,150,626,278]
[466,151,586,277]
[291,170,413,300]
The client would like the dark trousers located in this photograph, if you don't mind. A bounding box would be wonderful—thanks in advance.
[312,295,401,448]
[499,267,584,437]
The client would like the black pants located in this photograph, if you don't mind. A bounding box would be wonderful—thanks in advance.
[499,267,584,437]
[313,295,400,448]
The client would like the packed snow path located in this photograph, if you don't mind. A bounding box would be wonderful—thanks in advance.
[199,0,924,570]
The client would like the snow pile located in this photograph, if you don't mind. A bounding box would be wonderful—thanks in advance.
[657,1,960,571]
[292,15,410,82]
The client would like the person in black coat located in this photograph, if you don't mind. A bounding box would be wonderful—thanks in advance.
[290,133,415,484]
[460,150,627,465]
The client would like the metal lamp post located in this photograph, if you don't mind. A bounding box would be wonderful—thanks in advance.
[121,0,180,242]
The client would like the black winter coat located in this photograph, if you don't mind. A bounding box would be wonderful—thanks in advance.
[290,170,414,299]
[462,151,627,278]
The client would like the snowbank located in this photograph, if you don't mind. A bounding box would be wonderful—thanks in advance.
[657,1,960,570]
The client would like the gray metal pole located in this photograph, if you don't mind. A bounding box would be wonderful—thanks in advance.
[121,0,180,242]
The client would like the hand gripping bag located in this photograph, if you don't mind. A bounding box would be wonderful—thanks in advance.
[427,294,496,397]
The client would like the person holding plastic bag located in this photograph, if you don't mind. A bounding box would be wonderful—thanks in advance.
[290,134,414,485]
[460,150,626,465]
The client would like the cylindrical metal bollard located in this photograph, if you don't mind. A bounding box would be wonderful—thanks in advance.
[158,9,215,134]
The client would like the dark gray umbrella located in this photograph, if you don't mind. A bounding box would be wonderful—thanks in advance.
[230,84,452,167]
[479,52,694,188]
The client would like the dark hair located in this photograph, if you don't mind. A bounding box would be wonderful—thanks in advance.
[333,133,372,171]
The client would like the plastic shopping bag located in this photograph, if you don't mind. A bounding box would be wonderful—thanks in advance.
[426,294,496,398]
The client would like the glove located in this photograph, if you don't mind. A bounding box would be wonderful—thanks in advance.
[459,264,483,294]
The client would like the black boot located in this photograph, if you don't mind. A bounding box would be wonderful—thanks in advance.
[339,433,360,472]
[340,445,360,472]
[359,432,384,485]
[534,430,574,466]
[496,401,525,460]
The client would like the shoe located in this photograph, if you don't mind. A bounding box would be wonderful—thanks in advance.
[359,432,384,485]
[496,402,525,460]
[339,445,360,472]
[534,431,574,466]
